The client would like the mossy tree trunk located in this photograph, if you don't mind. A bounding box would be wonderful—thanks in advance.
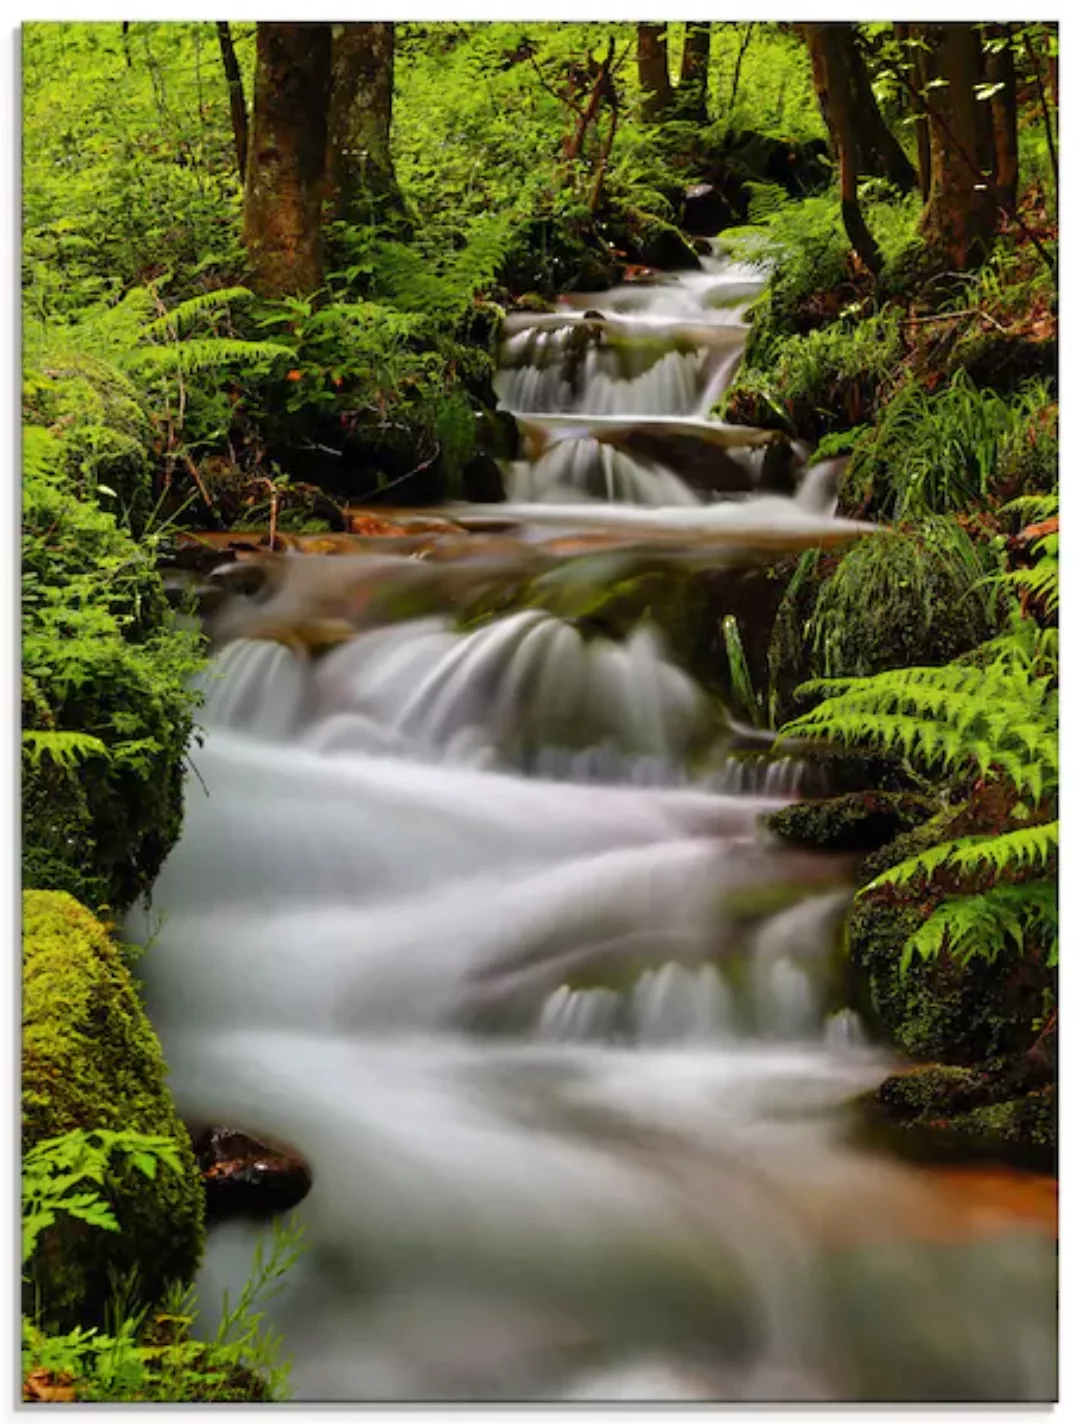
[801,23,884,276]
[325,21,405,228]
[677,23,710,124]
[917,23,998,271]
[242,22,333,299]
[216,21,248,182]
[637,24,673,122]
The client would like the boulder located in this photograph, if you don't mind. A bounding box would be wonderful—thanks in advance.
[22,891,205,1331]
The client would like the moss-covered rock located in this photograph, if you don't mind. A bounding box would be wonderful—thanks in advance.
[22,438,204,911]
[845,815,1054,1066]
[766,791,936,855]
[857,1065,1056,1171]
[22,891,205,1332]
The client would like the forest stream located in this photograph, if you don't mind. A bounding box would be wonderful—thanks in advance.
[123,253,1057,1403]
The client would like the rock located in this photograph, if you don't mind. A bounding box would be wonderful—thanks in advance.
[766,792,937,855]
[857,1065,1056,1172]
[194,1126,313,1222]
[629,218,701,273]
[22,891,205,1331]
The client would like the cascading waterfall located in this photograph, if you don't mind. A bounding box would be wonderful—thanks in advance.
[133,249,1056,1403]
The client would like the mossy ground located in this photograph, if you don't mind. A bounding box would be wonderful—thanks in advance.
[22,890,205,1332]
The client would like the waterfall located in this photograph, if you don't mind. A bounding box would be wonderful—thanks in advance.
[132,251,1056,1404]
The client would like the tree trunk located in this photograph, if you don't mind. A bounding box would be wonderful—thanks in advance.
[814,24,916,191]
[216,21,248,182]
[917,23,998,270]
[243,22,333,298]
[637,24,673,122]
[325,21,404,227]
[985,24,1018,215]
[677,23,710,124]
[802,23,883,275]
[896,22,931,202]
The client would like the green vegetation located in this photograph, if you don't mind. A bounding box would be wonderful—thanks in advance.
[22,891,205,1332]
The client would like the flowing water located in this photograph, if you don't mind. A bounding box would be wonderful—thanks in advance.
[131,250,1056,1402]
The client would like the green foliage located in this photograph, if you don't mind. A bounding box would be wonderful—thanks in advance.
[768,519,999,725]
[22,438,204,908]
[723,310,903,438]
[720,614,768,727]
[843,371,1054,520]
[23,1129,184,1268]
[779,516,1058,977]
[22,891,205,1332]
[23,1215,305,1402]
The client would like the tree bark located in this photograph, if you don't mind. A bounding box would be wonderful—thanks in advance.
[811,24,916,191]
[802,23,883,275]
[243,22,333,298]
[637,24,673,122]
[896,22,931,202]
[917,23,998,270]
[677,23,710,124]
[216,21,248,182]
[985,24,1018,215]
[325,22,404,226]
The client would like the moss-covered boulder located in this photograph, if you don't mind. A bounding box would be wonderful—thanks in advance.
[22,891,205,1332]
[766,791,936,855]
[22,431,204,911]
[845,815,1055,1067]
[856,1064,1056,1171]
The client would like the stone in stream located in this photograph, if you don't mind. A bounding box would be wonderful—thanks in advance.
[194,1125,313,1221]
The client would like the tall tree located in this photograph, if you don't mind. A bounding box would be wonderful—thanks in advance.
[917,23,998,270]
[677,23,711,124]
[895,22,931,201]
[807,24,916,193]
[985,24,1019,215]
[324,22,404,227]
[637,24,673,122]
[216,21,248,181]
[243,22,333,298]
[801,23,884,275]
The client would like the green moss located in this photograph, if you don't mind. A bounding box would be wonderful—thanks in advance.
[991,402,1058,504]
[859,1067,1056,1171]
[847,813,1054,1065]
[766,792,936,855]
[22,891,205,1332]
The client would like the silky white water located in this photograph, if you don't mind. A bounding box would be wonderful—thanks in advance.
[133,253,1056,1403]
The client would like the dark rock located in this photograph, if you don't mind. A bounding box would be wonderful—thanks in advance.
[766,791,937,855]
[460,450,507,503]
[856,1066,1056,1172]
[195,1126,312,1222]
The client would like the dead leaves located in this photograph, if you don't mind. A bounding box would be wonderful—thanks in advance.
[24,1368,77,1403]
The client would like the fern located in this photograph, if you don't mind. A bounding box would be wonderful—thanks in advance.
[139,287,255,340]
[779,526,1058,976]
[22,730,110,769]
[127,338,291,378]
[901,881,1058,973]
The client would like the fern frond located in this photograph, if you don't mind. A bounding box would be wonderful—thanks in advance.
[868,820,1058,894]
[22,729,109,769]
[127,339,292,377]
[900,880,1058,972]
[139,287,254,339]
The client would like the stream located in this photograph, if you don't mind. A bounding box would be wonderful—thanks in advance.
[128,250,1057,1402]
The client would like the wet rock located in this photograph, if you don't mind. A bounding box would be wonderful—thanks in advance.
[857,1065,1056,1173]
[195,1126,312,1221]
[766,792,937,856]
[628,219,702,273]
